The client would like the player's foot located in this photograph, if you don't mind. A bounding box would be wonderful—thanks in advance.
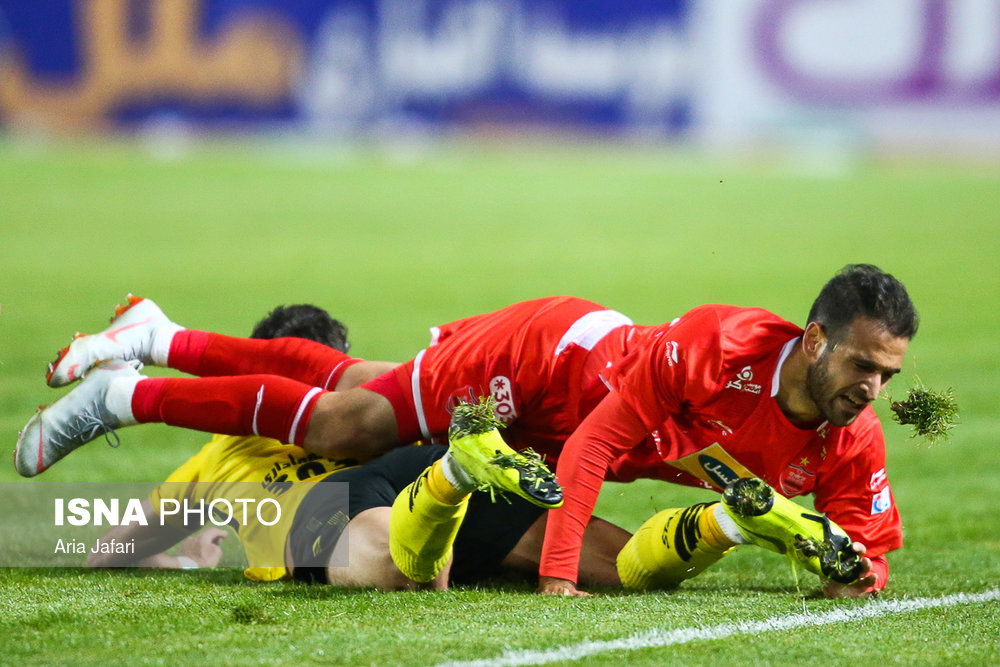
[16,359,142,477]
[447,399,563,510]
[47,295,177,387]
[721,477,863,584]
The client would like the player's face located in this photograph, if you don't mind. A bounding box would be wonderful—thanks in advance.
[805,317,909,427]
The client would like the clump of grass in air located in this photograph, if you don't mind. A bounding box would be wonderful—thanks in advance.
[889,378,959,445]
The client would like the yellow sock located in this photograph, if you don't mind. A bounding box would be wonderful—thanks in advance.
[698,502,738,550]
[389,463,469,583]
[426,458,469,505]
[617,503,734,590]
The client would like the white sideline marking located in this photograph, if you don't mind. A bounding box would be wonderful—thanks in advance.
[434,589,1000,667]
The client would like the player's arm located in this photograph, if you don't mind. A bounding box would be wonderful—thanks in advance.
[813,430,900,598]
[87,499,226,569]
[537,392,649,596]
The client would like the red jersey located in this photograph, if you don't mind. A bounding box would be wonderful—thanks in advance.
[540,304,902,584]
[362,298,901,588]
[363,296,635,460]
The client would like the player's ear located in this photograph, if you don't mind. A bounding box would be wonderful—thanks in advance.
[803,322,827,361]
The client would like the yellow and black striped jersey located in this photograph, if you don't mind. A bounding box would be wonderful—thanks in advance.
[150,434,357,581]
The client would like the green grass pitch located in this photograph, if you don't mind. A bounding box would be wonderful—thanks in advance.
[1,137,998,665]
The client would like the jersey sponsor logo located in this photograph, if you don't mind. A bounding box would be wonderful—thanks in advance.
[779,463,815,496]
[725,366,762,394]
[871,486,892,515]
[667,443,757,491]
[697,454,741,489]
[870,467,888,490]
[490,375,518,423]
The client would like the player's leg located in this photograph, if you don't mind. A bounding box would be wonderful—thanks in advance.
[46,295,365,389]
[324,506,450,591]
[387,462,469,584]
[615,478,866,590]
[16,363,400,477]
[388,399,564,584]
[616,503,736,590]
[282,444,452,590]
[498,513,631,588]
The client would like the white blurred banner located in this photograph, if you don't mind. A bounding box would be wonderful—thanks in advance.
[1,0,997,154]
[693,0,1000,154]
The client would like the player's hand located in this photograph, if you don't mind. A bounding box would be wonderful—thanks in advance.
[822,541,878,598]
[178,528,228,567]
[537,576,591,597]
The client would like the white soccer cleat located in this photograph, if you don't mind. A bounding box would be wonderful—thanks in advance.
[47,295,176,387]
[16,359,142,477]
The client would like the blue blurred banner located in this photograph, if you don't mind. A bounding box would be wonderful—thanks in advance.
[3,1,999,152]
[0,0,692,134]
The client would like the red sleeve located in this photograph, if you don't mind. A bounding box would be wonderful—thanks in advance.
[813,418,902,561]
[868,555,889,592]
[613,308,724,431]
[539,392,648,583]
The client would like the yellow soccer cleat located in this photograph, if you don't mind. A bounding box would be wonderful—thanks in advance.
[447,398,563,510]
[721,477,863,584]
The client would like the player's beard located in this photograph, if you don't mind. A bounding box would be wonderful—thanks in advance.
[805,351,868,427]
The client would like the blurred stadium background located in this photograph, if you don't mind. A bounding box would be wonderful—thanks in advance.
[2,2,999,664]
[3,0,1000,155]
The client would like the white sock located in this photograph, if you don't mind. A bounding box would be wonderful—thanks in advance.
[439,450,476,494]
[105,373,143,426]
[713,503,747,544]
[150,323,184,366]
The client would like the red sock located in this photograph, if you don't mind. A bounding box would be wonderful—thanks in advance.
[167,330,359,389]
[131,375,324,446]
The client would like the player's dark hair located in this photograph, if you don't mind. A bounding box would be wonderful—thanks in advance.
[807,264,918,342]
[250,304,350,352]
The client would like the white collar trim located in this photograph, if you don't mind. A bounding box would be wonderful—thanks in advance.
[771,337,799,398]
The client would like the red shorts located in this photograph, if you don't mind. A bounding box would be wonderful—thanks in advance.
[361,296,633,462]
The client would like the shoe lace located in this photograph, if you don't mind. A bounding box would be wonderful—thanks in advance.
[56,411,120,453]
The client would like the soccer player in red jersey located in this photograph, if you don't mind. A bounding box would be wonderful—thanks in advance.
[20,265,917,599]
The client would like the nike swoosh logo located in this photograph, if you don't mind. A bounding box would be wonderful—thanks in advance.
[743,528,787,554]
[36,411,48,474]
[104,317,155,344]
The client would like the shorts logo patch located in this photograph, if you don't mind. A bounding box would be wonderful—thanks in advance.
[490,376,518,423]
[871,487,892,515]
